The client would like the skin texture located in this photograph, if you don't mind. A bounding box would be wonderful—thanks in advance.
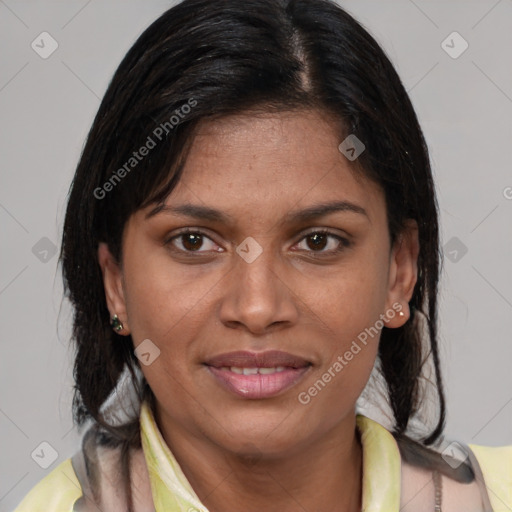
[98,109,419,512]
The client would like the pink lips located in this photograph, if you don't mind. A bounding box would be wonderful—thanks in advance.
[204,350,311,399]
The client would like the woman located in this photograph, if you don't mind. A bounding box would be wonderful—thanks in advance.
[14,0,511,510]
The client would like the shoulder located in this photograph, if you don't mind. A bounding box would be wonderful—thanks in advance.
[14,440,153,512]
[71,437,153,511]
[400,458,485,512]
[399,438,512,512]
[469,442,512,511]
[13,458,83,512]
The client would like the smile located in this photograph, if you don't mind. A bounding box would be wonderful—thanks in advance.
[206,365,311,399]
[223,366,287,375]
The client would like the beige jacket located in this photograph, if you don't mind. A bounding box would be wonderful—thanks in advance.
[15,402,512,511]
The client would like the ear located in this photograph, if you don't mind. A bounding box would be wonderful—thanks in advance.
[97,242,130,334]
[384,219,420,328]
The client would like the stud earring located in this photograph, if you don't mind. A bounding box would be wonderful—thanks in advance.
[110,314,124,332]
[399,311,405,317]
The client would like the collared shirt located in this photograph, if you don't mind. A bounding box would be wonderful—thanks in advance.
[14,401,512,511]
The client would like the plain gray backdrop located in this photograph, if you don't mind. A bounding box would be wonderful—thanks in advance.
[1,1,511,510]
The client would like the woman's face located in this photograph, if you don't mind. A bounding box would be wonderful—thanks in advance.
[99,109,418,458]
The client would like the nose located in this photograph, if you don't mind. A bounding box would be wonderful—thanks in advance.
[218,245,299,335]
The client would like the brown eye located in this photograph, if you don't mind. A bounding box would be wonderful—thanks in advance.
[305,232,328,251]
[181,233,203,251]
[166,230,222,254]
[295,230,350,254]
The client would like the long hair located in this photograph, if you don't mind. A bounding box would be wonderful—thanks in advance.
[60,0,462,507]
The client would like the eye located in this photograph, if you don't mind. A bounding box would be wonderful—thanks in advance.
[166,230,223,253]
[165,228,350,256]
[293,230,350,254]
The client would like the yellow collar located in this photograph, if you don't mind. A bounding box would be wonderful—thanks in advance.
[140,401,401,511]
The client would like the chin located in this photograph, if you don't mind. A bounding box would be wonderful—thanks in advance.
[211,411,309,456]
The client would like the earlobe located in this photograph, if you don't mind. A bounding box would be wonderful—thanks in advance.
[384,219,420,328]
[97,242,130,334]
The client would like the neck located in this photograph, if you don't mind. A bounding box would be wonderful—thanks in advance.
[155,408,363,512]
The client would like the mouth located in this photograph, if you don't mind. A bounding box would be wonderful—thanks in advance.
[204,350,312,399]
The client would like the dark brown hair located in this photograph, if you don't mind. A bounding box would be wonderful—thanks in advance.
[59,0,470,507]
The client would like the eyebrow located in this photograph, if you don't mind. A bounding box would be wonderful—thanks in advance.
[145,200,370,224]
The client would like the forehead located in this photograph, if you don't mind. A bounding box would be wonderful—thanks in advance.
[154,110,386,226]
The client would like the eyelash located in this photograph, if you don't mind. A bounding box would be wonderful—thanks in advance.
[164,228,351,257]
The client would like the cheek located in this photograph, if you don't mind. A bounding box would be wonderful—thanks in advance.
[293,250,389,395]
[122,248,222,343]
[295,275,383,415]
[297,249,390,333]
[121,253,213,414]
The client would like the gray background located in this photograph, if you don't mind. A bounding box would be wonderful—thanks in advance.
[1,1,511,510]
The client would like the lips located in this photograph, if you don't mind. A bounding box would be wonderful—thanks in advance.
[204,350,312,399]
[204,350,311,369]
